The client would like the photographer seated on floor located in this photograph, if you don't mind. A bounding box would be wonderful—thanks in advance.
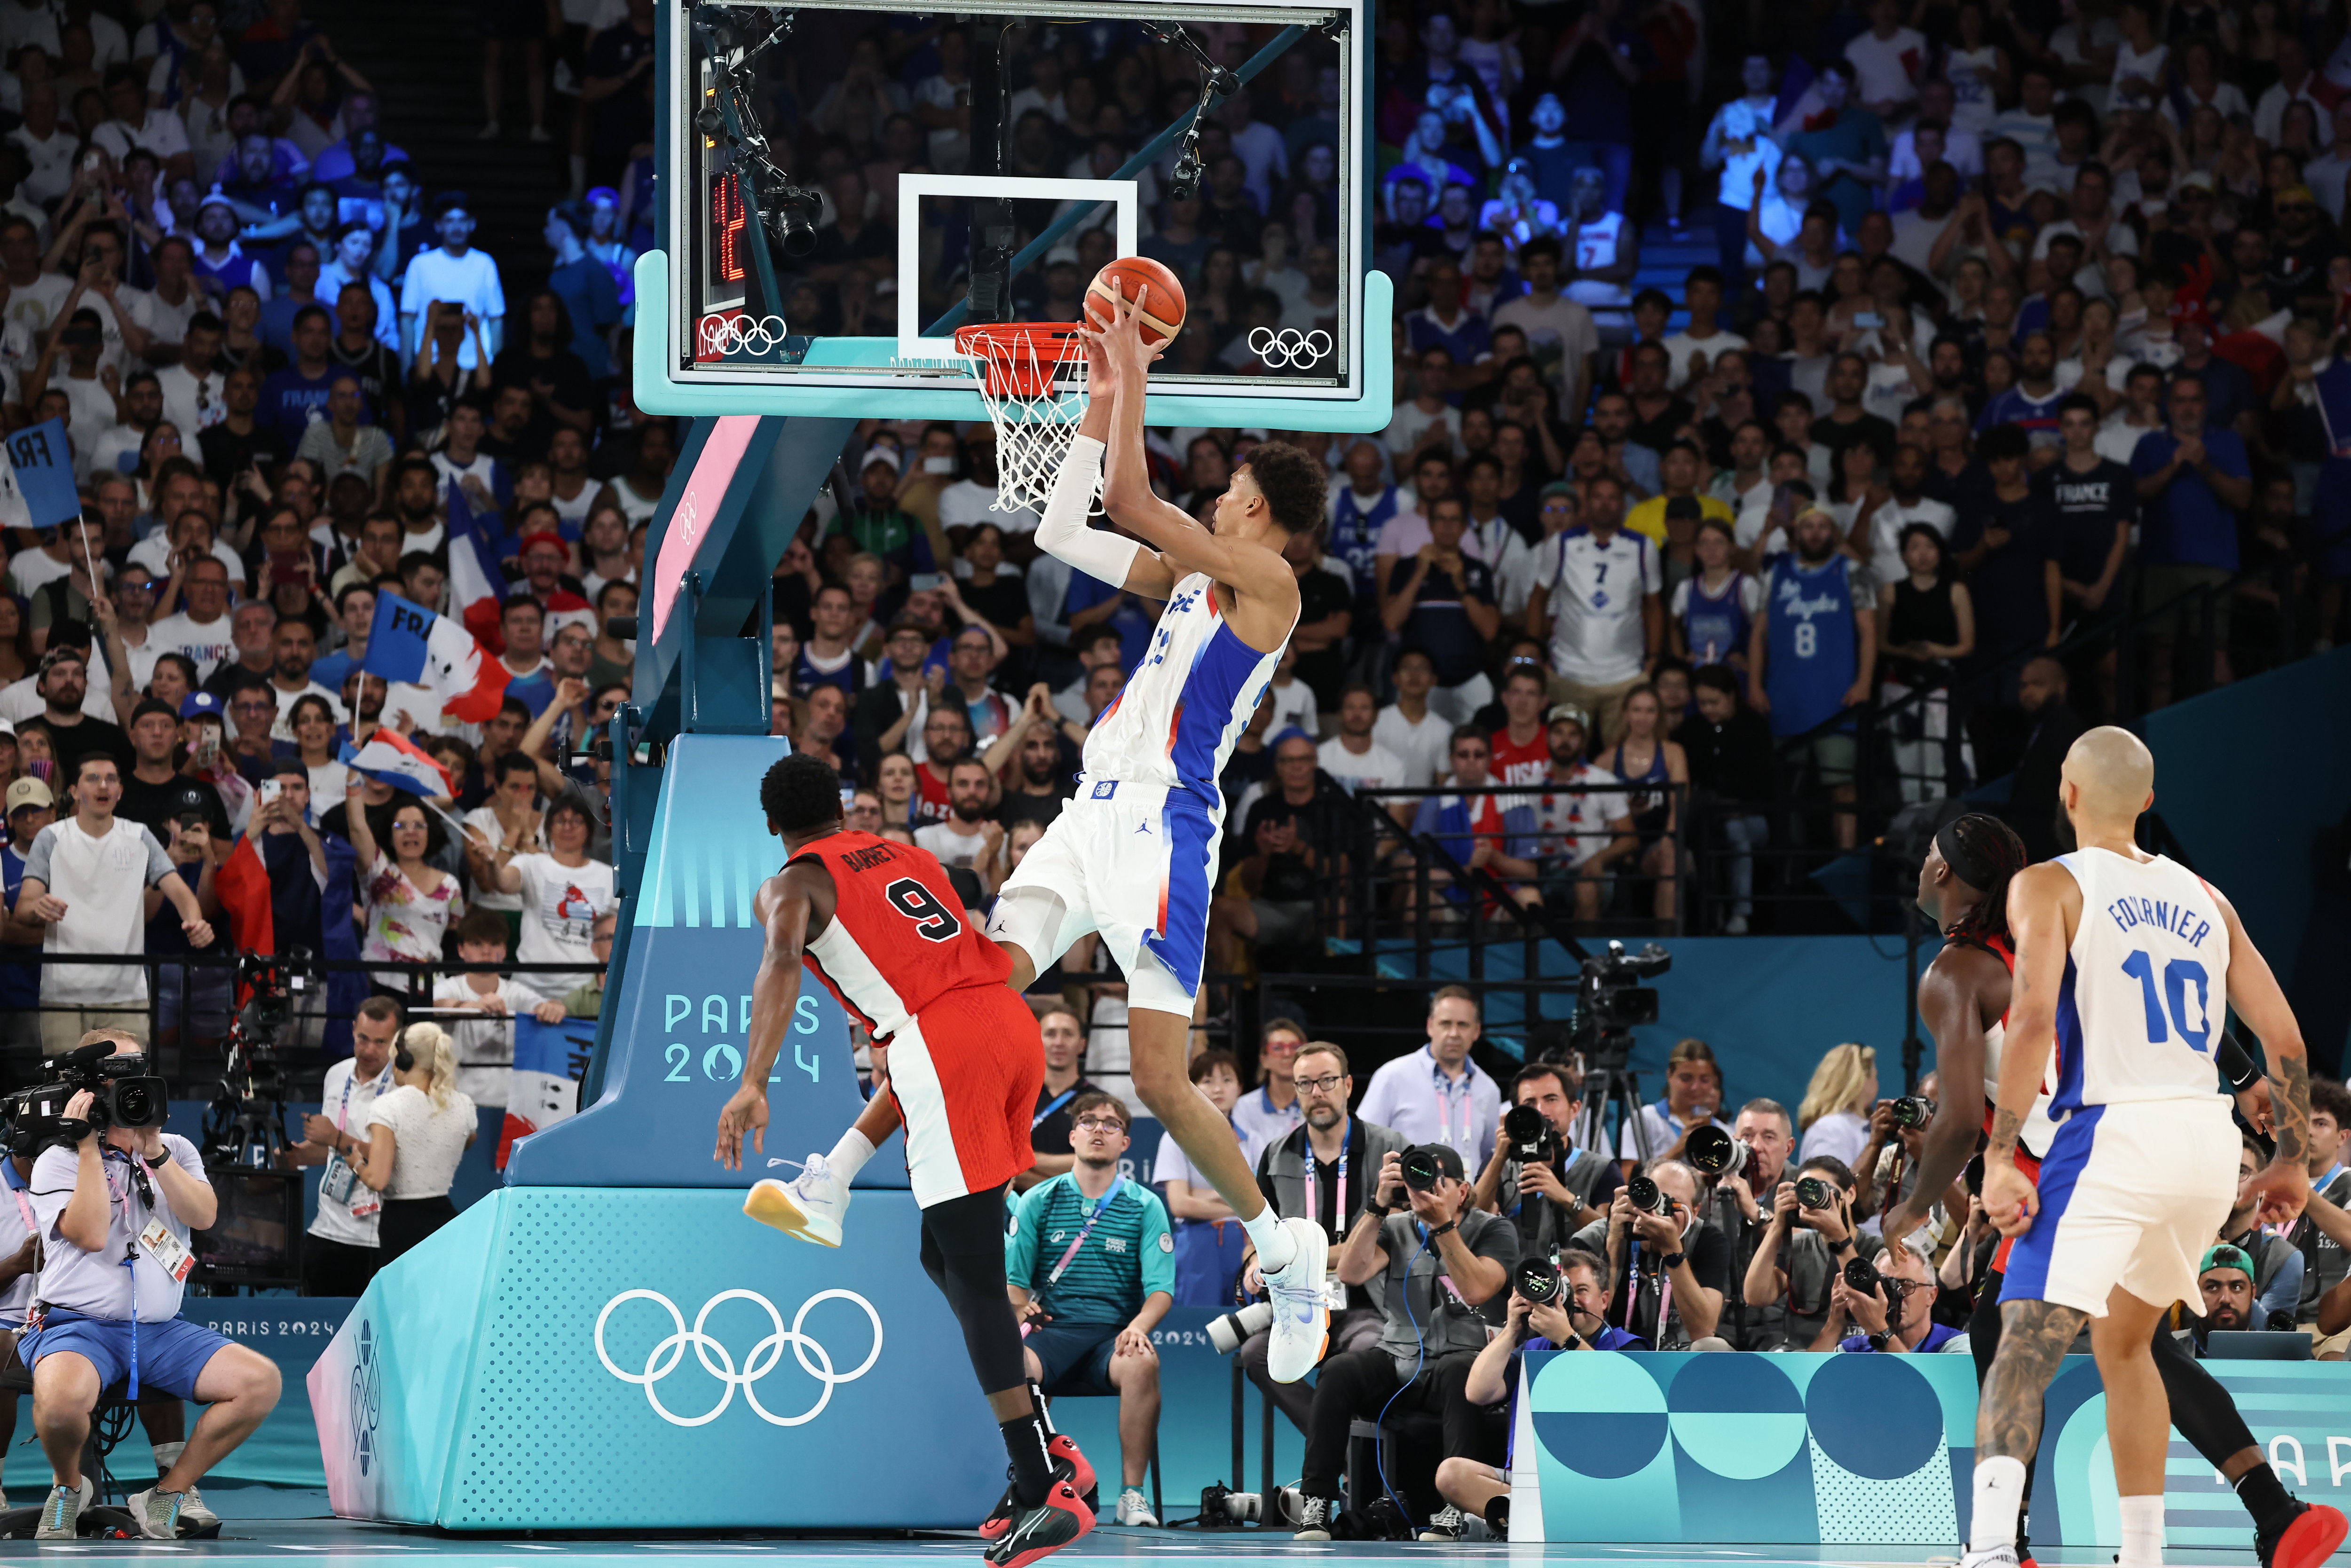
[1292,1143,1518,1543]
[1433,1248,1645,1542]
[1472,1062,1622,1251]
[1739,1155,1863,1351]
[1569,1158,1729,1350]
[1822,1241,1957,1353]
[20,1030,282,1539]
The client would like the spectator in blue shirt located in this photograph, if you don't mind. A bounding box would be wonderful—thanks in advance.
[2130,370,2252,704]
[259,306,345,450]
[1435,1252,1645,1540]
[543,198,623,380]
[1829,1243,1960,1352]
[1406,257,1492,378]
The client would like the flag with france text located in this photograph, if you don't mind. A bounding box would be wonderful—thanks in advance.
[361,590,511,723]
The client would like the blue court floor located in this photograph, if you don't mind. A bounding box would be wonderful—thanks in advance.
[23,1488,2268,1568]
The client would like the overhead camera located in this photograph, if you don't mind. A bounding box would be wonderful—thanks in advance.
[1686,1124,1745,1179]
[756,174,824,259]
[1568,940,1670,1068]
[5,1040,169,1148]
[1890,1095,1936,1130]
[1502,1102,1558,1166]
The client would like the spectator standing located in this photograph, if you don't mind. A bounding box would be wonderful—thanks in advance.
[1372,647,1452,789]
[1697,55,1783,287]
[1232,1019,1305,1150]
[2130,370,2252,704]
[1381,496,1500,724]
[353,1022,478,1263]
[1005,1093,1171,1529]
[430,910,563,1105]
[1318,684,1412,800]
[1786,62,1890,236]
[346,784,463,991]
[1021,1005,1101,1189]
[398,193,505,369]
[1356,985,1503,1173]
[1527,474,1663,743]
[1682,668,1773,931]
[14,756,213,1050]
[1748,508,1874,849]
[0,776,53,1073]
[283,996,401,1296]
[1528,705,1633,920]
[483,796,612,989]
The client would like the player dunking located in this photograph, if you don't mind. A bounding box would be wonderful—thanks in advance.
[753,284,1339,1385]
[1888,813,2342,1568]
[714,755,1096,1568]
[1951,732,2317,1568]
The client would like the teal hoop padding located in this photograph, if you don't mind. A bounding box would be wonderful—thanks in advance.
[633,248,1394,433]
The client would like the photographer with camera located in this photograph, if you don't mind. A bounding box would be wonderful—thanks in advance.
[1686,1098,1793,1348]
[1474,1062,1621,1254]
[283,996,402,1296]
[1739,1154,1862,1351]
[1850,1077,1941,1227]
[1569,1158,1729,1349]
[1232,1042,1407,1435]
[1825,1242,1957,1353]
[1290,1143,1518,1542]
[20,1030,281,1539]
[1430,1250,1643,1542]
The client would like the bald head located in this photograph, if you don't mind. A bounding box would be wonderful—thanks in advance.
[2060,725,2154,831]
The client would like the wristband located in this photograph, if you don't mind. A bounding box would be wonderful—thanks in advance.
[1426,1219,1458,1238]
[1365,1201,1391,1219]
[2215,1031,2260,1093]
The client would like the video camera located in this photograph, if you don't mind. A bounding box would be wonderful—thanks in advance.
[1562,940,1670,1069]
[1502,1103,1559,1166]
[5,1040,169,1149]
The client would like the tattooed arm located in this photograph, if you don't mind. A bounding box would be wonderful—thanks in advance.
[1982,864,2083,1238]
[2213,883,2314,1227]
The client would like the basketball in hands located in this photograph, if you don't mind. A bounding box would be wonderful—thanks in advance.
[1085,257,1187,346]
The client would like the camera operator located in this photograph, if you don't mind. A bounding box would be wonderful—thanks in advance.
[1570,1158,1729,1349]
[1825,1243,1957,1353]
[1740,1155,1862,1350]
[1694,1098,1793,1348]
[1432,1250,1643,1542]
[283,996,402,1296]
[1290,1143,1518,1542]
[1474,1062,1621,1253]
[21,1030,281,1539]
[1851,1074,1941,1227]
[1238,1042,1407,1435]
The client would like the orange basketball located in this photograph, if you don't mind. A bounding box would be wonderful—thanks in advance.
[1086,256,1187,346]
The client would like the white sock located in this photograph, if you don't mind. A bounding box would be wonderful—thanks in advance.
[1242,1206,1296,1274]
[2118,1494,2165,1568]
[1970,1456,2028,1554]
[823,1127,875,1182]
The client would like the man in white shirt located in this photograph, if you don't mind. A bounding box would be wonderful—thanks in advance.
[2097,361,2167,465]
[1218,88,1289,212]
[398,192,505,368]
[283,997,402,1296]
[13,758,211,1050]
[911,758,998,874]
[23,1027,278,1541]
[1525,473,1663,744]
[90,65,192,179]
[144,557,239,678]
[1372,647,1452,790]
[1842,0,1926,121]
[8,82,75,206]
[2254,37,2325,146]
[1855,441,1959,591]
[1382,345,1460,467]
[1490,237,1600,417]
[1317,684,1412,820]
[1354,987,1503,1173]
[1661,267,1748,391]
[156,312,227,438]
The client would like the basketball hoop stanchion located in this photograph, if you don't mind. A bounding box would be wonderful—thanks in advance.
[953,322,1096,517]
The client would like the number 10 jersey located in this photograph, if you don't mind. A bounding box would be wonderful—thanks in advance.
[2048,846,2233,1114]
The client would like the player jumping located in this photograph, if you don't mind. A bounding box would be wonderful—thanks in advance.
[1888,812,2343,1568]
[1949,732,2316,1568]
[752,281,1339,1389]
[715,755,1095,1568]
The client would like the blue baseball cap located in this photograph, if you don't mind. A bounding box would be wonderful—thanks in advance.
[179,691,225,721]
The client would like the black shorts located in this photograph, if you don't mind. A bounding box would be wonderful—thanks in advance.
[1025,1320,1121,1396]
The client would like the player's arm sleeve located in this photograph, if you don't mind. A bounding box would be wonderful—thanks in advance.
[1005,1185,1045,1286]
[1033,436,1140,584]
[1138,1193,1177,1300]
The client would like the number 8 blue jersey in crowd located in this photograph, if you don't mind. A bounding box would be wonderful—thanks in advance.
[2047,848,2232,1113]
[1762,552,1862,736]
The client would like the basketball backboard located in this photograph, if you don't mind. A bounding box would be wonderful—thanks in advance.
[634,0,1390,431]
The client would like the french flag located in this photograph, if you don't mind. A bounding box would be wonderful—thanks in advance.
[342,728,457,799]
[446,477,513,654]
[361,590,511,723]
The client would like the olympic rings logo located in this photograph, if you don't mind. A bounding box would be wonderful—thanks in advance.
[594,1288,884,1427]
[698,313,790,356]
[1248,327,1332,370]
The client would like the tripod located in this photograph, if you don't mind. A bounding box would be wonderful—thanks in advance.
[1578,1058,1651,1166]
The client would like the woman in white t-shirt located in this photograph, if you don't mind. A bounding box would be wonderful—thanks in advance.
[488,796,615,988]
[357,1023,478,1262]
[1152,1047,1262,1306]
[348,785,465,989]
[1795,1041,1878,1170]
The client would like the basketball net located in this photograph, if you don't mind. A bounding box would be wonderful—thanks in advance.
[952,323,1096,519]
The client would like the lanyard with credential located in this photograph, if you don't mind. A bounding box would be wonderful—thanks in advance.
[1430,1062,1468,1153]
[1046,1178,1124,1285]
[103,1154,142,1398]
[1303,1119,1349,1236]
[1031,1088,1077,1132]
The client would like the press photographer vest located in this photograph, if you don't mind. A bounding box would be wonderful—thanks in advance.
[1774,1229,1838,1351]
[1500,1146,1614,1257]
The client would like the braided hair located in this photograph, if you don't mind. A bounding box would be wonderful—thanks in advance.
[1940,812,2029,945]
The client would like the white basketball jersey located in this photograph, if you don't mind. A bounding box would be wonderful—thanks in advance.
[2050,848,2232,1114]
[1081,572,1289,813]
[1981,1014,2063,1159]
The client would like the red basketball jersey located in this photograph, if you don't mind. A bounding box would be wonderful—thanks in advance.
[788,830,1012,1043]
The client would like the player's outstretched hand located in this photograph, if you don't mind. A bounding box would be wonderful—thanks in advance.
[1075,281,1167,378]
[1981,1157,2039,1238]
[2244,1156,2312,1228]
[715,1084,767,1170]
